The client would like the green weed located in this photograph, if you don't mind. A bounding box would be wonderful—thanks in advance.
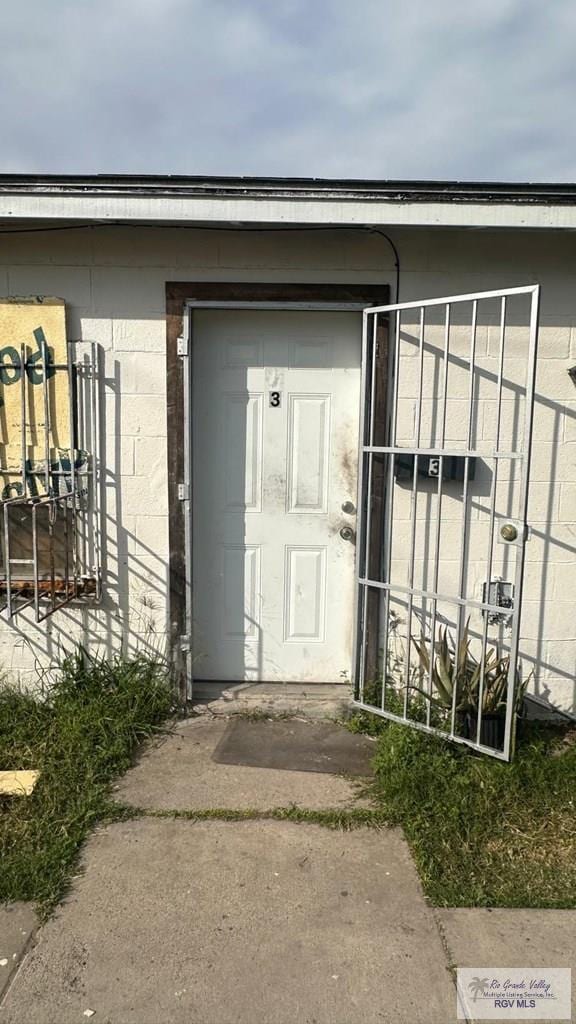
[366,719,576,907]
[0,650,174,916]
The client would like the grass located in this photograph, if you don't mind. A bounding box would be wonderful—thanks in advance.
[350,712,576,908]
[0,650,174,916]
[118,804,389,829]
[233,709,297,722]
[2,648,573,915]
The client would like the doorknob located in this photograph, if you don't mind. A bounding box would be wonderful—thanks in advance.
[339,525,355,542]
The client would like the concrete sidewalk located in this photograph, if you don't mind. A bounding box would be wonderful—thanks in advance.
[0,819,456,1024]
[113,716,374,810]
[0,904,37,1004]
[1,716,574,1024]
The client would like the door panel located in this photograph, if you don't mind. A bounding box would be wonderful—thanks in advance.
[284,545,327,642]
[286,394,330,513]
[224,393,263,511]
[192,309,361,683]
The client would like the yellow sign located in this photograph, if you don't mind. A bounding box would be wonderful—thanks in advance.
[0,297,71,500]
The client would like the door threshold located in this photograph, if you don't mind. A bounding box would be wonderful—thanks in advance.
[191,681,354,720]
[194,680,350,697]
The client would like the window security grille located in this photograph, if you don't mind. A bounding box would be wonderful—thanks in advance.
[0,341,102,621]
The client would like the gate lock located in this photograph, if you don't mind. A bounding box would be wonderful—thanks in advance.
[482,578,514,626]
[498,520,526,547]
[500,523,518,541]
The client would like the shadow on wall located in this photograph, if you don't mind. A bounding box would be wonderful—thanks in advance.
[8,352,169,684]
[376,294,576,715]
[4,284,575,716]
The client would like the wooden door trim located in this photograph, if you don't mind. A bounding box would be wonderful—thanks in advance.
[166,281,390,699]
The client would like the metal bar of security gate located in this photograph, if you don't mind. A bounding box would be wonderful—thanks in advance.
[354,285,541,761]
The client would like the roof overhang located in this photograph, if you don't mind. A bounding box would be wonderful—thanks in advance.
[1,175,576,229]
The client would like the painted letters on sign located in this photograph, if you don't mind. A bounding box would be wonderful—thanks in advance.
[0,297,75,500]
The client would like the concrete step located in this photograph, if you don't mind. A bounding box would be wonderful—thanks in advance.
[191,681,354,720]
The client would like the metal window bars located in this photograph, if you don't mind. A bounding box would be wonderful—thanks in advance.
[354,285,540,762]
[0,340,102,621]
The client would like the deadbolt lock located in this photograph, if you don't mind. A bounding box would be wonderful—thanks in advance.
[341,500,356,515]
[500,523,518,542]
[339,525,355,543]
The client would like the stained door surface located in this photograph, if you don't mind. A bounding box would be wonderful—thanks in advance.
[192,309,362,682]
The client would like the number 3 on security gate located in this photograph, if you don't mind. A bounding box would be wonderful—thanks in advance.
[269,391,281,408]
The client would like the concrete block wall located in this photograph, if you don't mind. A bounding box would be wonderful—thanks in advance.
[0,223,572,711]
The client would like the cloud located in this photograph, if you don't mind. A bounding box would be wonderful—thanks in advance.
[0,0,574,179]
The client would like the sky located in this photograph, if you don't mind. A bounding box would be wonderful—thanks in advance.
[1,0,575,181]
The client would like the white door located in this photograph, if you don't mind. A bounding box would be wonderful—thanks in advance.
[192,308,362,683]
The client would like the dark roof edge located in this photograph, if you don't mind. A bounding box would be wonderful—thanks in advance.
[1,174,576,204]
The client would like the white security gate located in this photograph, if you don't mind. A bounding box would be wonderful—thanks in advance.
[354,286,540,761]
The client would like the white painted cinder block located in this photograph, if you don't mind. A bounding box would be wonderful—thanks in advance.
[0,226,94,266]
[0,224,573,715]
[112,317,165,352]
[106,394,167,438]
[563,402,576,441]
[91,226,219,269]
[121,475,168,518]
[76,315,114,349]
[131,516,170,556]
[105,434,136,477]
[558,483,576,523]
[116,352,167,396]
[134,436,167,479]
[7,266,92,307]
[92,268,167,315]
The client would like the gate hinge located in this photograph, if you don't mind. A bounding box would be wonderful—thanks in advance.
[178,483,190,501]
[177,335,189,357]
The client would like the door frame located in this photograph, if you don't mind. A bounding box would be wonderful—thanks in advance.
[165,282,389,701]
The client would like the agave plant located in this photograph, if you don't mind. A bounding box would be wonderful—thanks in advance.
[410,621,528,717]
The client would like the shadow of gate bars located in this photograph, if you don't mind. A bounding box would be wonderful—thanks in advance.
[354,285,541,761]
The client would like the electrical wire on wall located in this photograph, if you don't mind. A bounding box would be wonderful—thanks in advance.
[366,228,400,303]
[0,221,401,302]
